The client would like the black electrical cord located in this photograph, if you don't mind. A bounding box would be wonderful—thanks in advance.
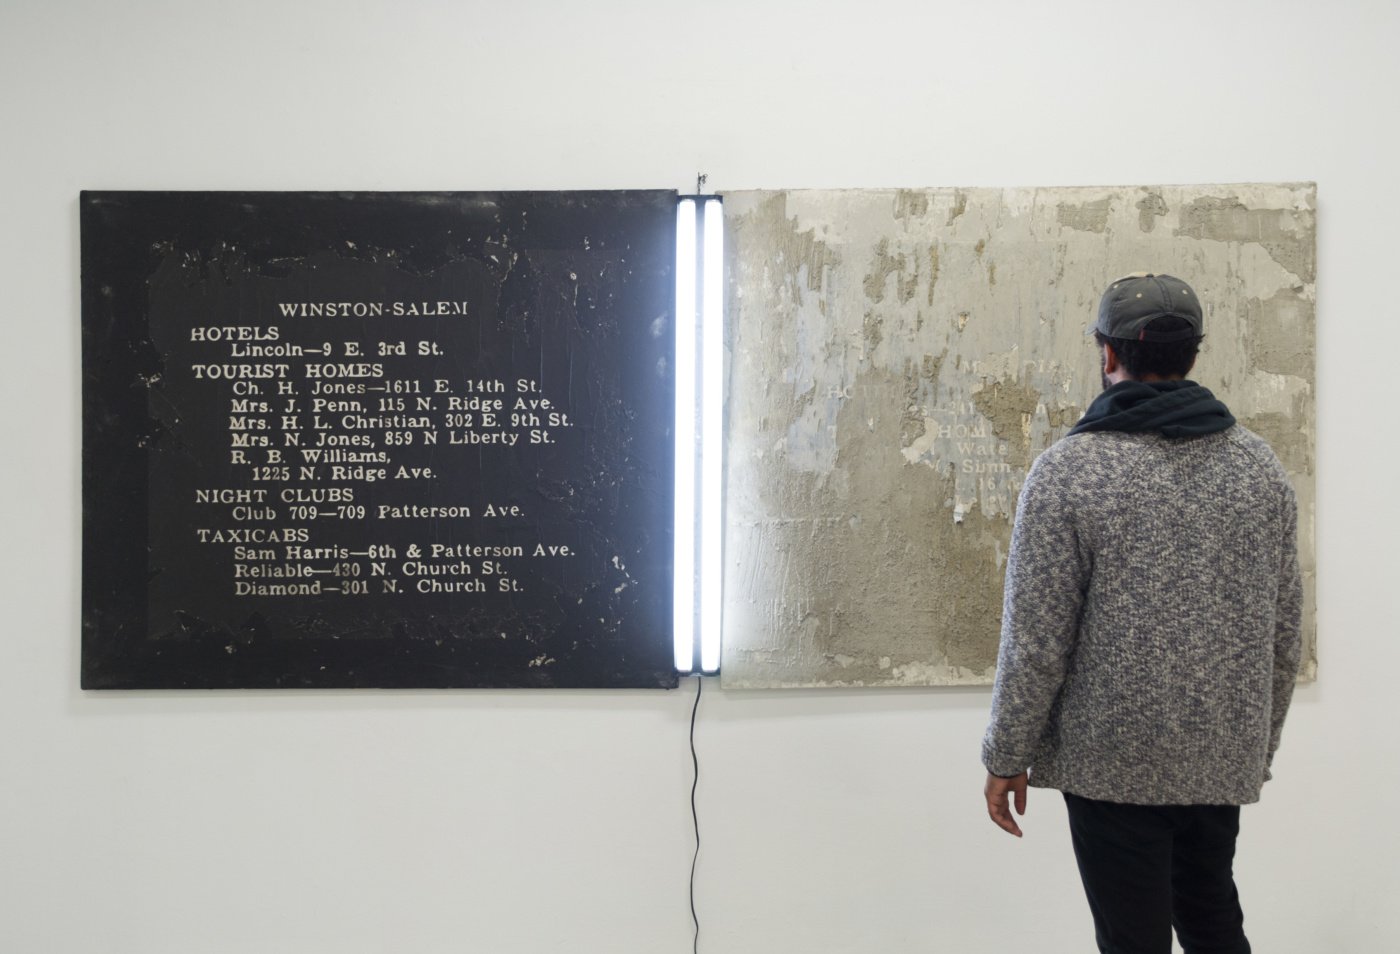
[688,675,702,954]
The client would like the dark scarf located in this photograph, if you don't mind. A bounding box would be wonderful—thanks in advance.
[1067,380,1235,438]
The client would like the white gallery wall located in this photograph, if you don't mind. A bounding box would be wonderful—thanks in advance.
[2,1,1396,950]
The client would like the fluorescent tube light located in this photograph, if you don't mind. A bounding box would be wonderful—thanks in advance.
[699,199,724,674]
[673,199,698,672]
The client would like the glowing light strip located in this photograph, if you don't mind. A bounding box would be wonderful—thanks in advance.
[700,199,724,674]
[673,199,698,672]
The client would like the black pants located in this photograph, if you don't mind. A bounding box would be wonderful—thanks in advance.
[1063,793,1251,954]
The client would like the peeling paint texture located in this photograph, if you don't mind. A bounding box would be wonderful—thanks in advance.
[721,183,1317,689]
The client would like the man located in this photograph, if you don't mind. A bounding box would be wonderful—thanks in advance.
[980,273,1303,953]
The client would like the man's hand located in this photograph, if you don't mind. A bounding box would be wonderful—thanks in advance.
[984,771,1028,837]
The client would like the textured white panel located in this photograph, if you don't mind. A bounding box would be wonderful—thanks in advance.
[722,184,1316,688]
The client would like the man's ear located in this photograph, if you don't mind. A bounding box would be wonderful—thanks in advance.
[1101,341,1120,375]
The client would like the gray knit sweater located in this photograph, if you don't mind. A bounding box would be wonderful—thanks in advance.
[981,425,1302,805]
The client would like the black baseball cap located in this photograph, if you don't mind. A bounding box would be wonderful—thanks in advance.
[1093,273,1203,341]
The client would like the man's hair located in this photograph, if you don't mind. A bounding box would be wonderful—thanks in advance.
[1095,316,1203,379]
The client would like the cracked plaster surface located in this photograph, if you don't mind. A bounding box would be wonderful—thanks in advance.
[721,184,1317,689]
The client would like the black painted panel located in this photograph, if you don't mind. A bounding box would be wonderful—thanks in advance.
[82,191,677,689]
